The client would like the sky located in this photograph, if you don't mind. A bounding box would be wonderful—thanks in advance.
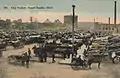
[0,0,120,23]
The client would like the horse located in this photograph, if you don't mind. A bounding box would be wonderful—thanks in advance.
[86,53,103,69]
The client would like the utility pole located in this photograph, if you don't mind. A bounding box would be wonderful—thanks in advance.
[30,16,33,31]
[108,17,110,25]
[114,1,118,33]
[72,5,75,56]
[108,17,111,31]
[93,18,96,33]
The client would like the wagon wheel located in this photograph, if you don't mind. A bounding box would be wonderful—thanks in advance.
[8,56,16,63]
[114,56,120,64]
[82,61,88,69]
[71,59,80,70]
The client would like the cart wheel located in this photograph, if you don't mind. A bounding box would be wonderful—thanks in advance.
[71,60,80,70]
[114,56,120,64]
[82,62,88,69]
[8,57,15,63]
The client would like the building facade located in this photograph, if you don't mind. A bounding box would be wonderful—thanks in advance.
[64,15,78,27]
[94,22,120,34]
[77,22,95,31]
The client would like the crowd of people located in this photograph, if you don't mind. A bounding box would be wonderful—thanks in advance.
[1,30,119,69]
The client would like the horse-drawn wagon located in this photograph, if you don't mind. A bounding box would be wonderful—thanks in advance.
[8,52,31,68]
[70,45,107,70]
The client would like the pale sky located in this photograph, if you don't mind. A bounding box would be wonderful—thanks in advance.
[0,0,120,23]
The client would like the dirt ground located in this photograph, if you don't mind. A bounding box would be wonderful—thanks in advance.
[1,44,120,78]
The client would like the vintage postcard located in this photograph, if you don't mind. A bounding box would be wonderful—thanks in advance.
[0,0,120,78]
